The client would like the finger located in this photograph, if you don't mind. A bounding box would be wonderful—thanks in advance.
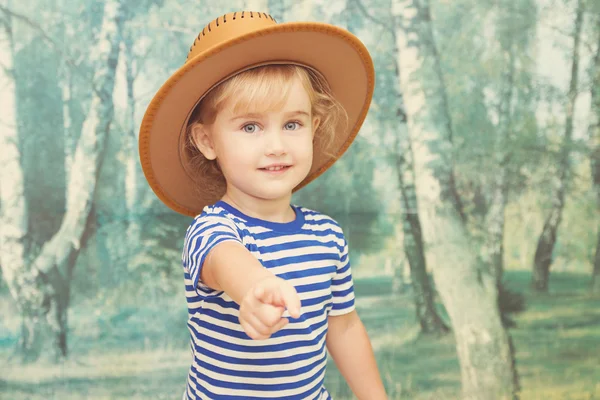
[269,317,289,335]
[269,286,286,308]
[248,310,288,337]
[240,318,270,340]
[281,285,302,319]
[254,285,280,306]
[253,286,268,303]
[255,304,285,327]
[247,311,275,336]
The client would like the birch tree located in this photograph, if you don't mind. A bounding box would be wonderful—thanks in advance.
[0,0,127,362]
[484,2,518,287]
[589,18,600,293]
[353,0,448,335]
[532,0,584,292]
[393,0,519,397]
[481,0,536,328]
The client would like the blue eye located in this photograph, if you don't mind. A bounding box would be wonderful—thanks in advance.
[242,123,258,133]
[285,122,301,130]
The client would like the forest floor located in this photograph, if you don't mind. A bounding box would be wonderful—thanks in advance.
[1,270,599,399]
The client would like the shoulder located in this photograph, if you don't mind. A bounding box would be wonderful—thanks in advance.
[185,203,243,241]
[297,206,349,259]
[294,204,345,239]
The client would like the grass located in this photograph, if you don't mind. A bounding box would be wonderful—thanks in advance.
[1,270,599,399]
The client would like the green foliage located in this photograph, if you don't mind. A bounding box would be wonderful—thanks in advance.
[423,0,541,218]
[14,30,66,249]
[553,162,597,268]
[293,137,392,259]
[127,210,190,296]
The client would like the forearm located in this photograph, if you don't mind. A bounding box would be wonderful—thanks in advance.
[202,241,273,304]
[327,315,387,399]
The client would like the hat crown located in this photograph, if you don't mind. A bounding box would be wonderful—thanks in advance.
[186,11,278,62]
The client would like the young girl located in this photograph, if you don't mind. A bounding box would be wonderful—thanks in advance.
[139,11,387,400]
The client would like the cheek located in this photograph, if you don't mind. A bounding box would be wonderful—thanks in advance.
[222,141,262,173]
[298,136,314,159]
[217,135,246,158]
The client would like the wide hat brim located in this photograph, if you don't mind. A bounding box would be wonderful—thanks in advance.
[139,20,375,217]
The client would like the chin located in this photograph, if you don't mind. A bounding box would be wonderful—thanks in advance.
[241,176,306,200]
[256,190,294,200]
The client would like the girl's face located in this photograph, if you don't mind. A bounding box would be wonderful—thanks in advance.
[193,77,319,205]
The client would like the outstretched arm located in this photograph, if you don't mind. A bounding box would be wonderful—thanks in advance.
[202,241,302,339]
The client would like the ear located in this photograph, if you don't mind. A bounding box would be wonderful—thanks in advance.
[191,123,217,160]
[311,116,321,137]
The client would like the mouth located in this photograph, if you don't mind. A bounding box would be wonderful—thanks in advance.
[259,165,292,173]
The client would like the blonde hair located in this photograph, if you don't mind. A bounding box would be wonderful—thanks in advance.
[184,64,348,194]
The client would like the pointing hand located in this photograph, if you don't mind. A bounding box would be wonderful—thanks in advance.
[239,276,302,340]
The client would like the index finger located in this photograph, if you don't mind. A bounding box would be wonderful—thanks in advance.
[280,284,301,319]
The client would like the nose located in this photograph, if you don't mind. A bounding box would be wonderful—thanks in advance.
[264,128,287,156]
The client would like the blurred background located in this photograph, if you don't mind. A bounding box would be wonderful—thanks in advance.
[0,0,599,399]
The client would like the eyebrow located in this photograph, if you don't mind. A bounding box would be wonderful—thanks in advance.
[229,111,310,122]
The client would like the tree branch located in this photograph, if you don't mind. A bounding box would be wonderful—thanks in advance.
[0,5,60,53]
[0,59,12,79]
[0,4,95,92]
[351,0,395,36]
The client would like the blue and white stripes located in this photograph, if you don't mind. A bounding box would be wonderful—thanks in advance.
[181,201,355,399]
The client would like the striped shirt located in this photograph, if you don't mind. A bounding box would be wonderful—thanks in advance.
[181,200,355,399]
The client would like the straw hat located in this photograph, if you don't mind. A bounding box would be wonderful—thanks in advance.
[139,11,375,217]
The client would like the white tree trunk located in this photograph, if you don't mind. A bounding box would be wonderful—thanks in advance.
[588,23,600,293]
[378,8,449,335]
[532,0,583,292]
[393,0,518,397]
[63,65,74,191]
[484,39,514,284]
[427,202,516,399]
[31,0,125,278]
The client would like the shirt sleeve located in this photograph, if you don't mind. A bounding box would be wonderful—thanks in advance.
[329,230,356,316]
[182,215,243,297]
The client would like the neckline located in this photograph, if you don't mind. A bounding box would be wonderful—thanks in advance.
[215,200,305,232]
